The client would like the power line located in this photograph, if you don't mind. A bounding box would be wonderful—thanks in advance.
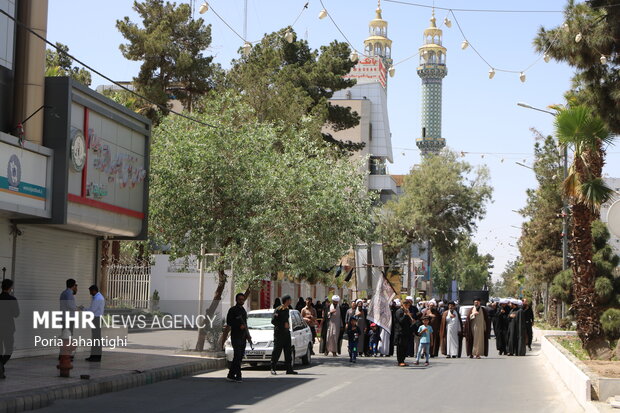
[384,0,620,12]
[319,0,360,55]
[207,1,310,44]
[0,8,220,129]
[383,0,563,13]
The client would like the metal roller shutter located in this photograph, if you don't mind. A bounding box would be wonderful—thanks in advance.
[14,225,96,301]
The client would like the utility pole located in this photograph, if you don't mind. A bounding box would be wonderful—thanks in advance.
[517,102,569,319]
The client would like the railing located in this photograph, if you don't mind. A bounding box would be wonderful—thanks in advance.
[106,260,151,309]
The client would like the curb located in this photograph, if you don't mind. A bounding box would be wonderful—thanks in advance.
[0,358,226,413]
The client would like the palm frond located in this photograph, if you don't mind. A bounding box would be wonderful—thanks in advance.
[563,166,581,199]
[579,177,614,212]
[554,106,611,149]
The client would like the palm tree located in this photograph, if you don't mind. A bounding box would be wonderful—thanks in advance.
[554,106,614,355]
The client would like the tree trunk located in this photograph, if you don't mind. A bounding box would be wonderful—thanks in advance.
[195,268,228,351]
[571,143,606,357]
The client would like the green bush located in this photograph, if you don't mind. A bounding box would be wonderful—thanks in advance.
[601,308,620,340]
[536,303,544,314]
[595,277,614,304]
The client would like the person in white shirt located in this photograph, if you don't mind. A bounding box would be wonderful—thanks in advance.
[85,285,105,362]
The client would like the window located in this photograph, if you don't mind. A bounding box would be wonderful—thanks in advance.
[0,0,15,69]
[292,312,304,331]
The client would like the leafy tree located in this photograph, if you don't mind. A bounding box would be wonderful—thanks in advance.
[518,132,564,321]
[432,237,493,294]
[552,221,619,309]
[555,105,614,356]
[495,259,525,298]
[116,0,218,120]
[45,42,92,86]
[379,151,493,263]
[225,28,364,155]
[100,88,153,118]
[149,93,373,349]
[535,1,620,134]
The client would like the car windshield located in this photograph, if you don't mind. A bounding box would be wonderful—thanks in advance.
[247,313,274,330]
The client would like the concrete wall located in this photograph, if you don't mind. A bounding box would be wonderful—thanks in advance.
[150,255,234,319]
[540,334,593,411]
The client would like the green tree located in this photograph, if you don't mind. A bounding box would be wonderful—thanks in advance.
[518,132,564,321]
[45,42,92,86]
[495,259,525,298]
[116,0,218,120]
[100,88,153,118]
[433,237,493,294]
[535,1,620,134]
[379,151,493,262]
[555,105,614,356]
[552,221,620,324]
[225,28,364,155]
[149,93,373,348]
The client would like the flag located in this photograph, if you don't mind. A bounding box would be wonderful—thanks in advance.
[367,254,396,355]
[344,268,354,282]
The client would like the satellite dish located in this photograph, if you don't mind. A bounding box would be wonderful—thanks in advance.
[607,200,620,238]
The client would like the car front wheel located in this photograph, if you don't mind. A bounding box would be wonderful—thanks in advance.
[301,343,312,365]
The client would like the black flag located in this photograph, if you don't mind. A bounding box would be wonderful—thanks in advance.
[344,268,354,282]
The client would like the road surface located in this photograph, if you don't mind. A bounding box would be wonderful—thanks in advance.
[37,340,582,413]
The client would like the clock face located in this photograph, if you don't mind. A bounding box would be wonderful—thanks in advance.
[71,131,87,172]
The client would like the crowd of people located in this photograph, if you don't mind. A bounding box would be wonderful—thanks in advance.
[295,294,535,366]
[225,292,535,381]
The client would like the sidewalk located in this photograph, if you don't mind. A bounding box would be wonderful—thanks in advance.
[0,330,226,413]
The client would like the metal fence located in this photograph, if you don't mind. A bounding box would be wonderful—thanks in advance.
[106,260,151,309]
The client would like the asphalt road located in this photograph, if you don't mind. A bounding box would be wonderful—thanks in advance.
[37,340,582,413]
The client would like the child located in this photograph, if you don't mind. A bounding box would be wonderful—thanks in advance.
[347,317,361,363]
[415,316,433,366]
[368,323,382,356]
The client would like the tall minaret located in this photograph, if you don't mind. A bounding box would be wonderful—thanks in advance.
[416,11,447,155]
[363,1,393,69]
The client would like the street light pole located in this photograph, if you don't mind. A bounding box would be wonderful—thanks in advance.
[517,102,569,318]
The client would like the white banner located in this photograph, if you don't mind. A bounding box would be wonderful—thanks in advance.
[370,243,384,288]
[367,266,396,355]
[367,269,396,333]
[354,245,368,290]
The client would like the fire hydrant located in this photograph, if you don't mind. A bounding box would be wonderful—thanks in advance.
[57,337,74,377]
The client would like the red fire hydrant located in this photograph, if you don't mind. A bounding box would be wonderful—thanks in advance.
[57,337,74,377]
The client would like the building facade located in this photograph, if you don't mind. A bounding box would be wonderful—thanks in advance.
[601,178,620,257]
[416,12,447,155]
[326,2,397,204]
[0,0,150,355]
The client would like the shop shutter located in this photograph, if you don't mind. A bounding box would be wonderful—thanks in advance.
[14,225,96,301]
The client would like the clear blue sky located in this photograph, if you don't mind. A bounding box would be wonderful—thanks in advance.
[48,0,620,278]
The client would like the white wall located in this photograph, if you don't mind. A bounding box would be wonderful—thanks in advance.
[150,254,233,319]
[602,178,620,257]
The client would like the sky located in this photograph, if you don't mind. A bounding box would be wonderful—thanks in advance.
[47,0,620,279]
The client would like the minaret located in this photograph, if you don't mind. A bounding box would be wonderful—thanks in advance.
[363,0,393,68]
[416,11,447,155]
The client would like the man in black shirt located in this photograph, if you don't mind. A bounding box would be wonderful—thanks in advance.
[0,279,19,379]
[270,295,297,375]
[226,293,251,382]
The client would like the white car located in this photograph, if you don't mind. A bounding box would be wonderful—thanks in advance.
[459,305,473,323]
[225,309,313,367]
